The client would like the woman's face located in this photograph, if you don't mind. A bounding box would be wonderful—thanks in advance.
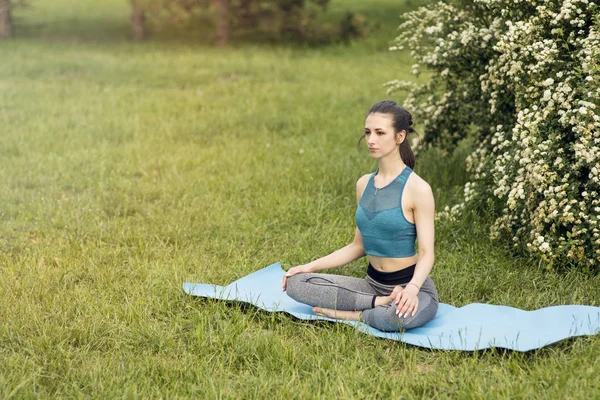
[364,113,404,159]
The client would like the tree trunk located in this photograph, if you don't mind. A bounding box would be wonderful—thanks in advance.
[0,0,12,39]
[131,0,146,41]
[215,0,229,47]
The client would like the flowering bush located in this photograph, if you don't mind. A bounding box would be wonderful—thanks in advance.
[386,0,600,270]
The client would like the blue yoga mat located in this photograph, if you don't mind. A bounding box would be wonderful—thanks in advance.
[183,262,600,351]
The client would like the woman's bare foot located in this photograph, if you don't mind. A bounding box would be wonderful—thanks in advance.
[312,307,361,321]
[374,295,394,307]
[312,286,405,320]
[374,286,404,307]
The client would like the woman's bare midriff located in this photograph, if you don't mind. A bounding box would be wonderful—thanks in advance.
[368,254,419,272]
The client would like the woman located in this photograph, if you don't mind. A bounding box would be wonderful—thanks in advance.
[281,100,439,332]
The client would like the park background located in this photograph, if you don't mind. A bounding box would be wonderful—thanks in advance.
[1,0,600,398]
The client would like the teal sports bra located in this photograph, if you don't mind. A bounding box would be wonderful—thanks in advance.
[355,166,417,258]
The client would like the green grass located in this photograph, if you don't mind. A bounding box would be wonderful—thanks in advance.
[1,0,600,398]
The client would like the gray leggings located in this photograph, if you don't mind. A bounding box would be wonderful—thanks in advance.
[285,272,439,331]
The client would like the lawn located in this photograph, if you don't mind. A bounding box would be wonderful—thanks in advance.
[1,0,600,398]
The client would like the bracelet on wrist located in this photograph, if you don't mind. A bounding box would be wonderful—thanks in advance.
[407,282,420,290]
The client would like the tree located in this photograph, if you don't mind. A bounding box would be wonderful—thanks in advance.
[131,0,146,41]
[0,0,12,39]
[215,0,230,46]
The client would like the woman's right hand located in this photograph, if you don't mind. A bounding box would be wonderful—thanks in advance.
[282,264,312,291]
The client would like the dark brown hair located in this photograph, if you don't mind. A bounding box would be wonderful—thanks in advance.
[358,100,416,169]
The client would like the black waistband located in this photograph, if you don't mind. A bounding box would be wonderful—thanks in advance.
[366,263,416,285]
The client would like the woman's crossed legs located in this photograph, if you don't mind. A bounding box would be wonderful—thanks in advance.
[285,272,438,331]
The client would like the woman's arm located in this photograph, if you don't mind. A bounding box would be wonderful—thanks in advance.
[393,180,436,317]
[407,181,435,289]
[281,175,370,291]
[304,174,370,272]
[304,228,365,272]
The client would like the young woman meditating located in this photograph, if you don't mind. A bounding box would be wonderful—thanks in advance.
[282,100,439,331]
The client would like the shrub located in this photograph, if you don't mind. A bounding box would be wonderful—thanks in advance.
[386,0,600,271]
[139,0,370,45]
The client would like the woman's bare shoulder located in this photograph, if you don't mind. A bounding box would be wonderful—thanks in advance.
[356,173,372,201]
[356,173,371,188]
[407,169,433,197]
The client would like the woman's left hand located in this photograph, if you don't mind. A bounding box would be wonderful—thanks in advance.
[393,285,419,318]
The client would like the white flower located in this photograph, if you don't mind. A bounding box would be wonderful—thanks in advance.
[538,236,545,244]
[542,90,552,101]
[542,78,555,86]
